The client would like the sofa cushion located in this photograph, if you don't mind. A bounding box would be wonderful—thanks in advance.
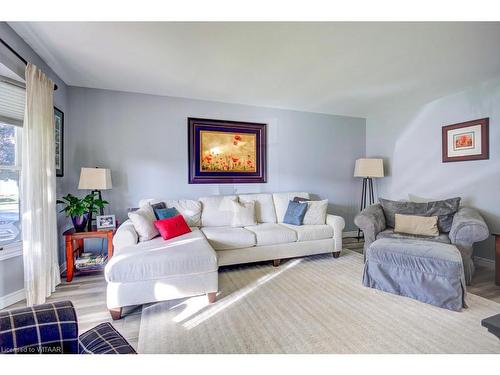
[238,193,277,223]
[282,224,334,242]
[273,192,310,222]
[154,215,191,240]
[244,223,297,246]
[201,226,256,250]
[200,195,238,227]
[379,197,461,232]
[127,206,159,242]
[231,200,257,227]
[283,200,308,225]
[303,199,328,225]
[105,229,217,283]
[139,198,202,227]
[376,228,451,244]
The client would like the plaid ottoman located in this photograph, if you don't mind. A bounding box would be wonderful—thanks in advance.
[0,300,135,354]
[79,323,136,354]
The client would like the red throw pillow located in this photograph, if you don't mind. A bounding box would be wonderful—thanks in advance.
[154,215,191,240]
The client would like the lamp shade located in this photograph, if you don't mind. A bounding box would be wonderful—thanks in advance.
[354,158,384,178]
[78,167,112,190]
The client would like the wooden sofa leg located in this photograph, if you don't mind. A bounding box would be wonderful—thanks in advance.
[207,292,217,304]
[273,259,281,267]
[109,307,122,320]
[332,251,341,258]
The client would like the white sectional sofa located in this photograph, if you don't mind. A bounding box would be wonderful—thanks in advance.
[105,192,345,319]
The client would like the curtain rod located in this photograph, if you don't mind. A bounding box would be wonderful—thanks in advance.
[0,38,58,91]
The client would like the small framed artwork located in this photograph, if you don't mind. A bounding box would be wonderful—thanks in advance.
[188,117,267,184]
[442,118,489,162]
[96,214,116,230]
[54,107,64,177]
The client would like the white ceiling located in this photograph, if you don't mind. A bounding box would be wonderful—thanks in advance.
[9,22,500,117]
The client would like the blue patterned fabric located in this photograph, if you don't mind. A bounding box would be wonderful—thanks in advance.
[283,200,308,225]
[79,323,136,354]
[154,207,179,220]
[0,301,78,354]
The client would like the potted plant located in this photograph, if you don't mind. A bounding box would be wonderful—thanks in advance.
[57,192,109,232]
[57,194,90,232]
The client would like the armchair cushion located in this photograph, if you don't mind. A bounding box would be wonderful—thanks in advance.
[78,323,136,354]
[449,207,489,245]
[0,301,78,354]
[379,197,461,232]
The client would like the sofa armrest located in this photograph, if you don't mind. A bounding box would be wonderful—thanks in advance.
[354,204,386,250]
[0,301,78,353]
[113,219,138,252]
[449,207,489,246]
[327,214,345,251]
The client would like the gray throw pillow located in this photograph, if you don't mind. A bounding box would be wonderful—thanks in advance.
[283,200,308,226]
[379,197,461,233]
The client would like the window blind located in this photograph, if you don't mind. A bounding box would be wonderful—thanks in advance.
[0,79,25,127]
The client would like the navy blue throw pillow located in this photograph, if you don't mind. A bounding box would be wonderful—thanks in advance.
[283,200,308,225]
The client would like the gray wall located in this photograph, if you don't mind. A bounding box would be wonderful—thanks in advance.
[366,78,500,259]
[64,87,366,244]
[0,22,69,301]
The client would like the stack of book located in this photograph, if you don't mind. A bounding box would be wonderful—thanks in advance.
[75,253,108,271]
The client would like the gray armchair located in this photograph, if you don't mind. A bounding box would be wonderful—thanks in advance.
[354,204,489,285]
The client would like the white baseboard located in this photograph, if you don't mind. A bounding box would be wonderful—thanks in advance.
[474,256,495,269]
[343,231,359,238]
[0,289,25,309]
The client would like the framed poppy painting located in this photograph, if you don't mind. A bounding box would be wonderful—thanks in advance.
[188,118,267,184]
[442,118,489,162]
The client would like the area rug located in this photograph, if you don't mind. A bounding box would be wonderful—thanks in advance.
[138,250,500,353]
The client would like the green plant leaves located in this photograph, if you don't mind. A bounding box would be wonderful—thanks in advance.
[56,192,109,217]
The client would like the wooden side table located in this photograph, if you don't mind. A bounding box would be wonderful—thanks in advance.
[63,227,115,282]
[493,233,500,286]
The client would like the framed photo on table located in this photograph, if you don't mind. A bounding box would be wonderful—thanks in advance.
[188,117,267,184]
[96,214,116,230]
[442,118,489,162]
[54,107,64,176]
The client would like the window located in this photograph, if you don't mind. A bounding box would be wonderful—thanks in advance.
[0,77,25,254]
[0,122,21,249]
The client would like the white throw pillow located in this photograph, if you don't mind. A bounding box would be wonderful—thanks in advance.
[231,200,257,227]
[128,205,159,242]
[303,199,328,225]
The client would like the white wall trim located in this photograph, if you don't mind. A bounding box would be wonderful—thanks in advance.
[474,256,495,269]
[0,241,23,261]
[343,230,358,238]
[0,289,25,309]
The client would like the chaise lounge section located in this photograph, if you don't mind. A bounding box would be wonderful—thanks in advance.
[105,192,345,319]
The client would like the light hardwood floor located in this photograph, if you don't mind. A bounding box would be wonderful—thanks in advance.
[3,239,499,352]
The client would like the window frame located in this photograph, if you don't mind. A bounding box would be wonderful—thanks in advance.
[0,121,22,259]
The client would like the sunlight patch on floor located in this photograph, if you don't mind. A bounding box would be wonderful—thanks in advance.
[182,259,302,330]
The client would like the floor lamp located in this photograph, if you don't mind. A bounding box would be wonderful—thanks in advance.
[354,158,384,240]
[78,167,113,231]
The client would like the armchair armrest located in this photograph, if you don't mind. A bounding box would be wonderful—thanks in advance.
[327,214,345,251]
[0,301,78,354]
[449,207,489,246]
[113,219,138,252]
[354,204,386,250]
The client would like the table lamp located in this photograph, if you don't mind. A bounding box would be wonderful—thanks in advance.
[354,158,384,239]
[78,167,112,231]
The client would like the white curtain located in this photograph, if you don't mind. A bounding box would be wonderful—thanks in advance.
[22,63,60,306]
